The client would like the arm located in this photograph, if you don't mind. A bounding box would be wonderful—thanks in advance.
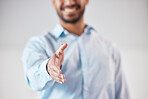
[22,37,67,91]
[113,46,130,99]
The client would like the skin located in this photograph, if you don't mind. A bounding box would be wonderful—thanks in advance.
[47,0,89,84]
[47,43,68,84]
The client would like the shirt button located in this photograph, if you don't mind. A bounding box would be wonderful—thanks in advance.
[84,87,88,91]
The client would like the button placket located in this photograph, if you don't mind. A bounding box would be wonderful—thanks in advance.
[80,48,89,99]
[78,35,90,99]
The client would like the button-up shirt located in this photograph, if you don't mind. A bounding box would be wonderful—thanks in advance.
[22,24,129,99]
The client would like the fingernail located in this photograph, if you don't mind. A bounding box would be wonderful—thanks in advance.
[62,79,64,82]
[60,75,63,79]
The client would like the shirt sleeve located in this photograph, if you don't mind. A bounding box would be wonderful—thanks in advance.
[112,44,130,99]
[111,44,130,99]
[22,36,55,91]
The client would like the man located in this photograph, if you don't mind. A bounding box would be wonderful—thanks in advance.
[22,0,129,99]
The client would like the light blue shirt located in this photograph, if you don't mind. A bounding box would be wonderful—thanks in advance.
[22,24,129,99]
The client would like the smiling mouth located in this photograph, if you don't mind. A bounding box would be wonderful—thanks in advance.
[64,7,77,13]
[61,5,80,13]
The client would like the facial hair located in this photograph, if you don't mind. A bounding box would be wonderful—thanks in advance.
[56,5,85,24]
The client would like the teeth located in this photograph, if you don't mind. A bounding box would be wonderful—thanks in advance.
[65,8,76,13]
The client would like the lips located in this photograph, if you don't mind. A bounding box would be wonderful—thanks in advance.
[61,5,80,12]
[64,7,77,13]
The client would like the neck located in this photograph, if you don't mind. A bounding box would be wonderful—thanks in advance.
[59,17,85,36]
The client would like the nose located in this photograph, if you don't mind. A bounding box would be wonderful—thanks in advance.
[64,0,76,5]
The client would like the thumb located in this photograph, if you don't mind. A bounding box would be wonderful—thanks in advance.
[55,43,68,58]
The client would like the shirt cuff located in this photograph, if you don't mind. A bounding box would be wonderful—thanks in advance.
[40,59,53,83]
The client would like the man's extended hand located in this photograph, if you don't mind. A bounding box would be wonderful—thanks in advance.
[46,43,68,84]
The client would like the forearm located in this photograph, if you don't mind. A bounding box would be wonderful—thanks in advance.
[22,37,67,91]
[25,59,55,91]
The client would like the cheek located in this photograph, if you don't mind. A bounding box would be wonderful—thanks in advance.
[54,1,63,9]
[80,4,85,10]
[55,5,61,12]
[78,1,86,8]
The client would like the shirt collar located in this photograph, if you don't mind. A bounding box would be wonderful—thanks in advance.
[50,24,95,39]
[50,24,64,38]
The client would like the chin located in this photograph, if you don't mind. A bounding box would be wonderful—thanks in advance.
[58,12,83,23]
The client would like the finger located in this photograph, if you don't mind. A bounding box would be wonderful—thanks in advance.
[50,74,66,84]
[60,43,68,52]
[55,43,68,58]
[49,66,65,80]
[50,70,60,77]
[51,71,65,80]
[50,65,61,74]
[50,74,62,84]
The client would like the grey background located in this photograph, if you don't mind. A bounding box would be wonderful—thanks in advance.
[0,0,148,99]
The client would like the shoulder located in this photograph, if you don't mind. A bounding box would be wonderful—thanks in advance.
[25,32,56,55]
[27,35,46,48]
[27,32,55,46]
[25,33,54,52]
[28,34,47,43]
